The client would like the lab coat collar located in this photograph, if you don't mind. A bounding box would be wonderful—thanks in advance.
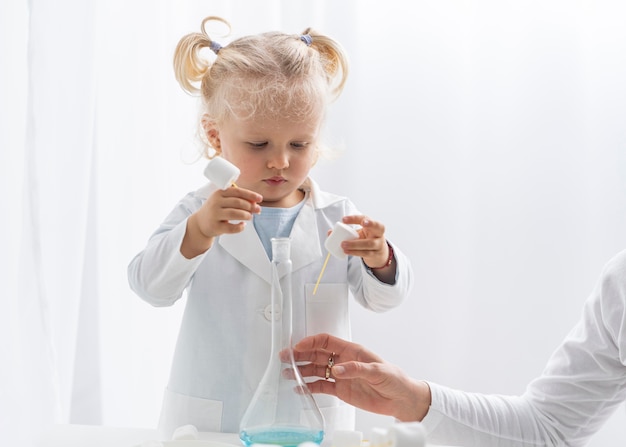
[217,181,324,284]
[303,177,345,210]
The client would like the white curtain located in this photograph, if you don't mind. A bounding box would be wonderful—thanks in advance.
[2,1,626,446]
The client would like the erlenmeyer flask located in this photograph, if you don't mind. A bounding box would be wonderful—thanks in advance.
[239,237,325,447]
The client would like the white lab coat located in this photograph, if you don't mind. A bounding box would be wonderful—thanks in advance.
[421,248,626,447]
[128,177,413,440]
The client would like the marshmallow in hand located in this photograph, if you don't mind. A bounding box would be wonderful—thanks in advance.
[324,221,359,259]
[203,157,240,190]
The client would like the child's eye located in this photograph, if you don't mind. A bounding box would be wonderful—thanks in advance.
[248,142,267,148]
[291,142,308,149]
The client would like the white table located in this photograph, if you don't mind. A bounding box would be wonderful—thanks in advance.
[35,424,242,447]
[35,423,452,447]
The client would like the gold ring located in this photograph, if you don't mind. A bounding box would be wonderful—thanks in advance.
[325,352,336,380]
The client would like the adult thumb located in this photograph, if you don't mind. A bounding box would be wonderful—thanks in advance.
[332,362,374,379]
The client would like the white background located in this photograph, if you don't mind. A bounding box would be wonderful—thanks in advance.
[2,1,626,446]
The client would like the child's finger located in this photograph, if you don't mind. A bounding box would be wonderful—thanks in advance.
[221,186,263,204]
[341,214,366,226]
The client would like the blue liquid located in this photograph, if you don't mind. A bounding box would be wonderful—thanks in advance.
[240,427,324,447]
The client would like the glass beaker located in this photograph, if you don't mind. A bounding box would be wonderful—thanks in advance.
[239,237,325,447]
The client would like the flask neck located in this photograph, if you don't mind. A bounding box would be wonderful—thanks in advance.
[270,238,293,353]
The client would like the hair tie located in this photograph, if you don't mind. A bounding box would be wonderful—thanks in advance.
[300,34,312,46]
[209,40,222,54]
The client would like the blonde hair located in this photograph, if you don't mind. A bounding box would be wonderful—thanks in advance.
[173,16,349,157]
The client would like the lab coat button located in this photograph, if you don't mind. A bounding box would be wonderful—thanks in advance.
[264,304,281,321]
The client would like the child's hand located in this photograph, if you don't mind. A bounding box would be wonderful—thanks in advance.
[181,186,262,258]
[199,186,262,237]
[340,215,392,269]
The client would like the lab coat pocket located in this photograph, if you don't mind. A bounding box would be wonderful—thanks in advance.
[305,283,350,340]
[158,387,223,439]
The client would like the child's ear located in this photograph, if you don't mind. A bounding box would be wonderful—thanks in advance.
[202,114,221,152]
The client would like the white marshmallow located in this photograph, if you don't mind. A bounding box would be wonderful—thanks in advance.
[388,423,426,447]
[369,428,390,447]
[171,424,199,440]
[332,430,363,447]
[203,157,240,190]
[324,221,359,260]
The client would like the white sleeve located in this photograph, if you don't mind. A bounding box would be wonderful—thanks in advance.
[349,240,414,313]
[421,249,626,447]
[422,384,558,447]
[127,192,208,306]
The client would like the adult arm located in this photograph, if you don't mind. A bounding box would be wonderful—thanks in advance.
[296,250,626,447]
[425,251,626,446]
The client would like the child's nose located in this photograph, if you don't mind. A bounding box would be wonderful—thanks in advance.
[268,150,289,170]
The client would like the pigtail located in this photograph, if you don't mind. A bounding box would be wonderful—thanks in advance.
[173,16,230,95]
[302,27,349,101]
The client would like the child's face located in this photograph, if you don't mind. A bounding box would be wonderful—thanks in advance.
[214,111,322,208]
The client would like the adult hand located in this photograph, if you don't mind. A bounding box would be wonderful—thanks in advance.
[292,333,431,422]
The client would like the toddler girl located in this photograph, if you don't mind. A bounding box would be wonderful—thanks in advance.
[128,15,413,440]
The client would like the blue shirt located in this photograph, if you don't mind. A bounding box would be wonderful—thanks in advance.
[253,199,306,259]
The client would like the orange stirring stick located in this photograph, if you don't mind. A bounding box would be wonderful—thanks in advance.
[313,252,332,295]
